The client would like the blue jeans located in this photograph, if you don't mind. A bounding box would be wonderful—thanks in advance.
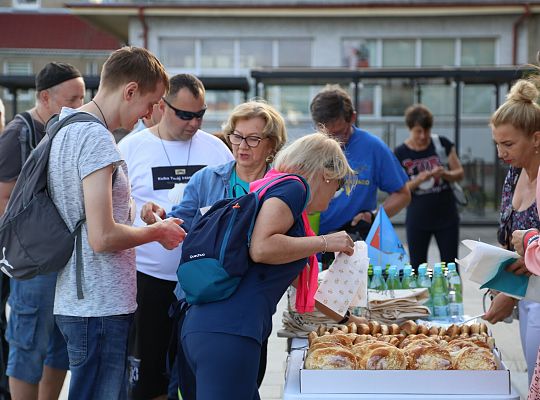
[6,273,68,384]
[56,314,133,400]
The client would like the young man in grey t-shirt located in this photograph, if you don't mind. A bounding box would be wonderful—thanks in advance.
[47,47,186,399]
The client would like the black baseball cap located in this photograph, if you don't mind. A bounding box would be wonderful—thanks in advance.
[35,62,82,92]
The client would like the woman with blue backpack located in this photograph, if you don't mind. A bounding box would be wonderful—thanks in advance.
[175,132,359,399]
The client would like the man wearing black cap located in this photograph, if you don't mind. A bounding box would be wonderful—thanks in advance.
[0,62,85,400]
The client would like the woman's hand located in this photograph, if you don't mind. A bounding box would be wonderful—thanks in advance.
[430,165,445,179]
[511,229,528,256]
[483,293,517,324]
[505,257,532,276]
[323,231,355,256]
[154,218,186,250]
[141,201,166,224]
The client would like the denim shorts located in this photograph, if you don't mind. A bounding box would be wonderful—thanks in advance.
[6,273,69,384]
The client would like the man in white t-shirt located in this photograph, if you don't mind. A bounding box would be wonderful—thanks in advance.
[118,74,233,400]
[47,47,186,399]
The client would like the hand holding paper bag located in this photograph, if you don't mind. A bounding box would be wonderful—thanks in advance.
[457,239,540,302]
[314,241,369,315]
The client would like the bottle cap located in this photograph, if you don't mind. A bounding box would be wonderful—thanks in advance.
[448,262,456,271]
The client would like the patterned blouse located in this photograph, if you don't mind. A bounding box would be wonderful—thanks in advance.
[498,167,540,250]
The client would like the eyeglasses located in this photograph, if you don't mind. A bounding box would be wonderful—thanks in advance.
[162,97,207,121]
[228,132,267,148]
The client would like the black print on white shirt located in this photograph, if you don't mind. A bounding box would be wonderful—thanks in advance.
[151,165,205,190]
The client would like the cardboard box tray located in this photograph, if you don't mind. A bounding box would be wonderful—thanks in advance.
[300,352,511,395]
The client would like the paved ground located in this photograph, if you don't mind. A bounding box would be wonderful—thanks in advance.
[259,226,529,400]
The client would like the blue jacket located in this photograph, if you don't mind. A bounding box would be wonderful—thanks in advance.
[168,160,235,232]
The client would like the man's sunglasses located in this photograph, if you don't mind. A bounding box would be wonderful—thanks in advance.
[162,97,207,121]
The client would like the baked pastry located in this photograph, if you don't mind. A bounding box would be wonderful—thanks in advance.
[357,323,371,334]
[407,345,453,370]
[398,334,429,349]
[417,324,430,335]
[305,347,357,369]
[389,323,401,335]
[353,335,374,344]
[428,326,439,336]
[311,333,353,348]
[368,320,381,335]
[402,338,439,352]
[308,341,347,354]
[352,342,393,368]
[452,347,497,370]
[460,324,470,336]
[347,322,357,334]
[479,322,488,335]
[363,347,408,370]
[399,320,418,335]
[308,331,318,346]
[469,323,480,335]
[446,323,461,338]
[380,324,389,335]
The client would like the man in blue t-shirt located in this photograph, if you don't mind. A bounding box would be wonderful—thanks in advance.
[310,85,410,244]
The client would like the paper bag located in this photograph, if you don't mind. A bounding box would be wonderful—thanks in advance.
[314,241,369,315]
[457,239,540,302]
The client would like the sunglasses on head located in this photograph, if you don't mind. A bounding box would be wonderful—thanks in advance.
[162,97,207,121]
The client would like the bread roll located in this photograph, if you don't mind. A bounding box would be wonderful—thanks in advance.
[357,323,371,334]
[389,323,401,335]
[347,322,357,334]
[399,320,418,335]
[446,323,460,338]
[305,347,357,370]
[417,324,430,335]
[369,320,381,335]
[308,331,318,346]
[352,342,393,368]
[452,347,497,370]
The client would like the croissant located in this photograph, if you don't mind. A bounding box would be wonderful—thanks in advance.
[452,347,497,370]
[363,347,408,370]
[305,347,357,370]
[407,345,452,370]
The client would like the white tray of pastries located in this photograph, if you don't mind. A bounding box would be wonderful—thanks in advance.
[299,319,510,395]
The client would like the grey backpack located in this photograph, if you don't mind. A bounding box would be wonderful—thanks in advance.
[0,112,106,299]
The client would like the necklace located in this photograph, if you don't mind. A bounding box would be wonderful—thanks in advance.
[91,100,108,130]
[156,125,192,166]
[33,108,46,125]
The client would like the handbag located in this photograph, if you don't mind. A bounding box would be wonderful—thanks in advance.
[431,134,468,207]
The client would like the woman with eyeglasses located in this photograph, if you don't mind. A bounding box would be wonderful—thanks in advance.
[485,77,540,387]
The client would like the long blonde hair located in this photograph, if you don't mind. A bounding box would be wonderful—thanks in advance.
[273,131,355,194]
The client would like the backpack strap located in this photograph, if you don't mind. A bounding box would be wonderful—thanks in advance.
[15,111,37,167]
[247,174,311,247]
[45,112,107,300]
[431,134,449,167]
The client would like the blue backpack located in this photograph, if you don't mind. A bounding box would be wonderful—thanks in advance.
[177,174,309,305]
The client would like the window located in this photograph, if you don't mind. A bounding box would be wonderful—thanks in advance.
[159,38,196,69]
[461,39,495,66]
[13,0,39,8]
[420,85,455,116]
[278,39,311,67]
[462,84,494,116]
[422,39,455,67]
[201,39,234,70]
[382,80,414,116]
[342,39,377,68]
[239,40,272,69]
[382,39,415,67]
[4,61,33,102]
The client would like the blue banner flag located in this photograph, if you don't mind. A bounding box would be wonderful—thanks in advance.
[365,206,409,269]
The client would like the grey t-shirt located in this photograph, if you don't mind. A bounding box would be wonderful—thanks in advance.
[48,107,136,317]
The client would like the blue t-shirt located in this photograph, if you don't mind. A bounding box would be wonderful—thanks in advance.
[319,126,408,234]
[181,179,309,344]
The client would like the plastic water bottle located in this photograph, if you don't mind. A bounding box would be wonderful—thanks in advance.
[401,264,417,289]
[431,264,449,318]
[447,262,464,318]
[386,265,402,289]
[417,265,433,315]
[369,265,387,291]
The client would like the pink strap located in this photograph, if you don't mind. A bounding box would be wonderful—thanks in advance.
[250,169,318,313]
